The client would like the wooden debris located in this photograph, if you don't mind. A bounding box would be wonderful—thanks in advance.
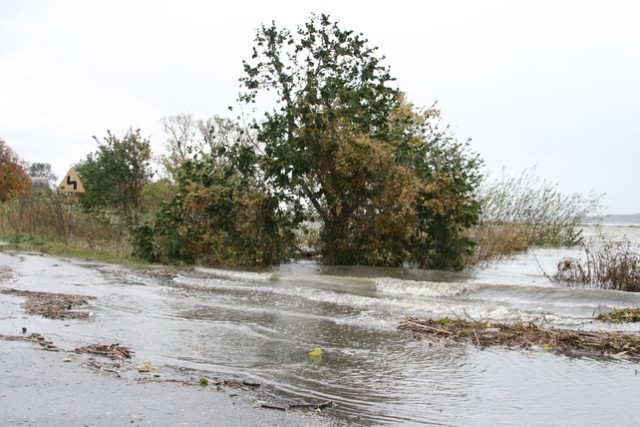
[74,343,133,360]
[399,316,640,358]
[260,403,287,411]
[0,332,59,351]
[289,401,333,410]
[224,379,261,389]
[1,288,95,320]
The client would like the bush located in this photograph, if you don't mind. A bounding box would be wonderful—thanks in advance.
[131,223,160,263]
[135,138,296,267]
[0,191,130,253]
[470,167,602,265]
[75,128,152,225]
[553,238,640,292]
[0,138,31,202]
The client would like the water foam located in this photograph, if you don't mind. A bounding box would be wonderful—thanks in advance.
[193,266,278,283]
[375,278,478,297]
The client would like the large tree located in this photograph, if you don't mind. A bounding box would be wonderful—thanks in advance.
[0,139,31,202]
[241,14,482,269]
[75,129,152,222]
[28,162,57,188]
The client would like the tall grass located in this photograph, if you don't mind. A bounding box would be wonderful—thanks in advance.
[553,239,640,292]
[0,190,135,262]
[468,167,602,265]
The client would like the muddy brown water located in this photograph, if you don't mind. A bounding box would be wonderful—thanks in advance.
[1,226,640,426]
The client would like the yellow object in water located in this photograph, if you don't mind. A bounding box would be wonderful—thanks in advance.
[308,347,323,357]
[308,347,323,364]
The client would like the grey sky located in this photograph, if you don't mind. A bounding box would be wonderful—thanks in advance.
[1,1,638,213]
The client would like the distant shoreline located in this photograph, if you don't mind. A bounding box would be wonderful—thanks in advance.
[584,214,640,226]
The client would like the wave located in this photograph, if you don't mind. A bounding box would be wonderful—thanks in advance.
[375,278,478,297]
[193,266,278,283]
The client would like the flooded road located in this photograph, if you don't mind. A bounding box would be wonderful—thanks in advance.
[1,225,640,425]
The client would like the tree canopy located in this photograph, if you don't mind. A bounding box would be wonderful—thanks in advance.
[240,14,483,269]
[0,139,31,202]
[75,129,152,222]
[133,117,295,266]
[130,14,484,270]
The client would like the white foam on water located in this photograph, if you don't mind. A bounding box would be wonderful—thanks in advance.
[194,266,278,283]
[375,277,478,297]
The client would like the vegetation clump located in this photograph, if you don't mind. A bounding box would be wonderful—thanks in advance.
[239,14,483,270]
[131,14,484,270]
[553,239,640,292]
[0,15,603,271]
[468,168,601,265]
[400,316,640,358]
[75,128,153,225]
[596,308,640,323]
[75,343,132,360]
[0,138,31,202]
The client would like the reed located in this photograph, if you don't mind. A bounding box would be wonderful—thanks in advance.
[553,239,640,292]
[0,191,142,266]
[469,167,602,265]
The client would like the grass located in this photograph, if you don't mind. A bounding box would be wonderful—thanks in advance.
[0,192,153,269]
[468,167,602,266]
[0,230,151,269]
[466,223,530,265]
[553,239,640,292]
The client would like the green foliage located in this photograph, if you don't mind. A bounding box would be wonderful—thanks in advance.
[240,14,482,270]
[478,167,602,247]
[28,162,57,187]
[131,223,160,262]
[160,114,252,183]
[390,97,483,270]
[139,179,175,219]
[75,128,152,223]
[134,119,295,267]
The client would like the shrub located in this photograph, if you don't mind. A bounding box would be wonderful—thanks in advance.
[0,191,130,253]
[0,138,31,202]
[470,167,602,265]
[135,131,296,267]
[553,238,640,292]
[75,128,152,225]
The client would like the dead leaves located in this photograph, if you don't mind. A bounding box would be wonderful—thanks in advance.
[1,288,95,320]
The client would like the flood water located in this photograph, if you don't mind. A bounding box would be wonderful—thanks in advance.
[2,225,640,426]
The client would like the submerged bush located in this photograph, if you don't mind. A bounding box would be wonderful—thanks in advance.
[469,167,602,265]
[553,239,640,292]
[596,308,640,323]
[133,122,296,267]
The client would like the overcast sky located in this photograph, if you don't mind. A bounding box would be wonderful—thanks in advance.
[1,1,638,214]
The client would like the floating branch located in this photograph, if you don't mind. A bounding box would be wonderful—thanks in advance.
[75,343,133,360]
